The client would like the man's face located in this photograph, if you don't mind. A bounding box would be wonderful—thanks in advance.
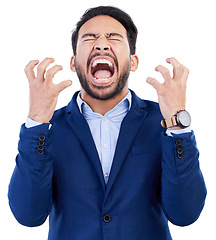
[71,15,138,100]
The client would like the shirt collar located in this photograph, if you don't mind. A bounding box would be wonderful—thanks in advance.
[77,90,132,114]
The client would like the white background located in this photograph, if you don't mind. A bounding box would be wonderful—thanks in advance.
[1,0,215,239]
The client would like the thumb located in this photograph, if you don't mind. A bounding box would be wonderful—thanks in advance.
[146,77,161,91]
[56,80,72,93]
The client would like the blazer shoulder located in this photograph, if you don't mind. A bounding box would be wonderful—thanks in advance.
[131,90,160,112]
[143,99,163,124]
[135,94,161,115]
[130,90,163,122]
[143,99,159,108]
[144,99,161,114]
[50,91,80,125]
[50,106,68,125]
[50,91,79,123]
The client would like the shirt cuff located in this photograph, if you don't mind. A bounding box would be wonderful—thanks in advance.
[166,127,192,137]
[25,117,43,128]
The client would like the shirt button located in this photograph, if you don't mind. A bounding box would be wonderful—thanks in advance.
[103,116,107,121]
[103,143,108,149]
[104,173,109,178]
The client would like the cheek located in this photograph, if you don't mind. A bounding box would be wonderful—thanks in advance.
[113,44,131,64]
[75,56,88,74]
[117,53,131,71]
[75,44,91,65]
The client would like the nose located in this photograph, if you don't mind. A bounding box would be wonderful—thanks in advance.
[95,46,110,51]
[94,36,110,51]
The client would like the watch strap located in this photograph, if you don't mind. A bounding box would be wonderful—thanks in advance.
[161,116,178,128]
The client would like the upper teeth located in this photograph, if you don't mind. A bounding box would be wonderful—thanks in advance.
[92,59,113,68]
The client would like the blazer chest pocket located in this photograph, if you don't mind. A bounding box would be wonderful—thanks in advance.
[131,141,162,156]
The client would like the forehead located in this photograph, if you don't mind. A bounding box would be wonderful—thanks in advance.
[78,15,127,38]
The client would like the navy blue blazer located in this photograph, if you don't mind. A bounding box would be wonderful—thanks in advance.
[8,90,207,240]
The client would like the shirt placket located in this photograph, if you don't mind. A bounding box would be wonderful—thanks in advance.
[100,116,111,183]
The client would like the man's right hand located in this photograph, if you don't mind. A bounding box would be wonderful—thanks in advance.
[25,58,72,123]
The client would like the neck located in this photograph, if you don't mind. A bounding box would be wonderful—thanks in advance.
[80,88,129,115]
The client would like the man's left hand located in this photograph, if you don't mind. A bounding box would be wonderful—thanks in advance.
[146,57,189,130]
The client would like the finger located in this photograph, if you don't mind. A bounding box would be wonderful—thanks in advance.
[146,77,162,91]
[155,65,172,82]
[166,57,183,79]
[37,57,55,82]
[45,65,63,83]
[55,80,72,93]
[24,60,39,82]
[181,65,190,83]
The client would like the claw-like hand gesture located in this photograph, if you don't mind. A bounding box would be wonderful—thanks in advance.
[146,57,189,129]
[25,58,72,123]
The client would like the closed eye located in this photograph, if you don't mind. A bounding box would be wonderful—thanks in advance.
[82,33,98,42]
[81,33,123,42]
[83,38,95,42]
[108,38,121,41]
[107,33,123,41]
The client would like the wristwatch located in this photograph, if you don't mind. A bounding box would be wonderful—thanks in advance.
[161,110,191,128]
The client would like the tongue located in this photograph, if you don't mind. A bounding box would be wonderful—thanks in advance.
[94,70,112,79]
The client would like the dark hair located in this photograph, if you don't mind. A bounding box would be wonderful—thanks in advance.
[71,6,138,55]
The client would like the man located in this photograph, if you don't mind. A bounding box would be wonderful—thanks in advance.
[8,6,207,240]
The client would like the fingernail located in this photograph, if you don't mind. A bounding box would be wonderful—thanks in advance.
[166,58,170,63]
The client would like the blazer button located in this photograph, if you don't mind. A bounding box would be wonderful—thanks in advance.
[177,152,184,159]
[38,149,44,155]
[103,214,111,223]
[175,139,182,145]
[176,143,183,150]
[39,135,45,141]
[38,135,45,155]
[175,139,183,159]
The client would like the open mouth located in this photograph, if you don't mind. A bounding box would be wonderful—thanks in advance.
[90,58,115,84]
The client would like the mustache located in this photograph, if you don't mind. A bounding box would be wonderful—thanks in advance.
[87,53,119,72]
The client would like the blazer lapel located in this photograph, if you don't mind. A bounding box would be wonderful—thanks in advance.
[66,92,106,190]
[105,91,148,198]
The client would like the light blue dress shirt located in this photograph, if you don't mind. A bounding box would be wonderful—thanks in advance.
[77,91,132,183]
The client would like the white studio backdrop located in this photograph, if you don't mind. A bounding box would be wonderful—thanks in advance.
[0,0,215,239]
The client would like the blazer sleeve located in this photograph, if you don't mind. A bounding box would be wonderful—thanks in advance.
[160,131,207,226]
[8,123,53,227]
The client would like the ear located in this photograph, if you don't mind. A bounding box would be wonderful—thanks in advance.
[70,55,76,72]
[130,54,139,72]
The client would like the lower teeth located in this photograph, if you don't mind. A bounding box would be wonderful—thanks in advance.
[94,77,111,81]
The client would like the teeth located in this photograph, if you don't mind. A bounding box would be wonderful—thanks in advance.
[93,77,111,81]
[92,59,113,68]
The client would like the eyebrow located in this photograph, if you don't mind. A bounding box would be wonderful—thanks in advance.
[106,33,123,38]
[81,33,124,39]
[81,33,99,39]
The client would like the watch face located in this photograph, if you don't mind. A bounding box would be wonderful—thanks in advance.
[177,110,191,127]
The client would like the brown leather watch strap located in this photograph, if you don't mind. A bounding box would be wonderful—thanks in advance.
[161,116,178,128]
